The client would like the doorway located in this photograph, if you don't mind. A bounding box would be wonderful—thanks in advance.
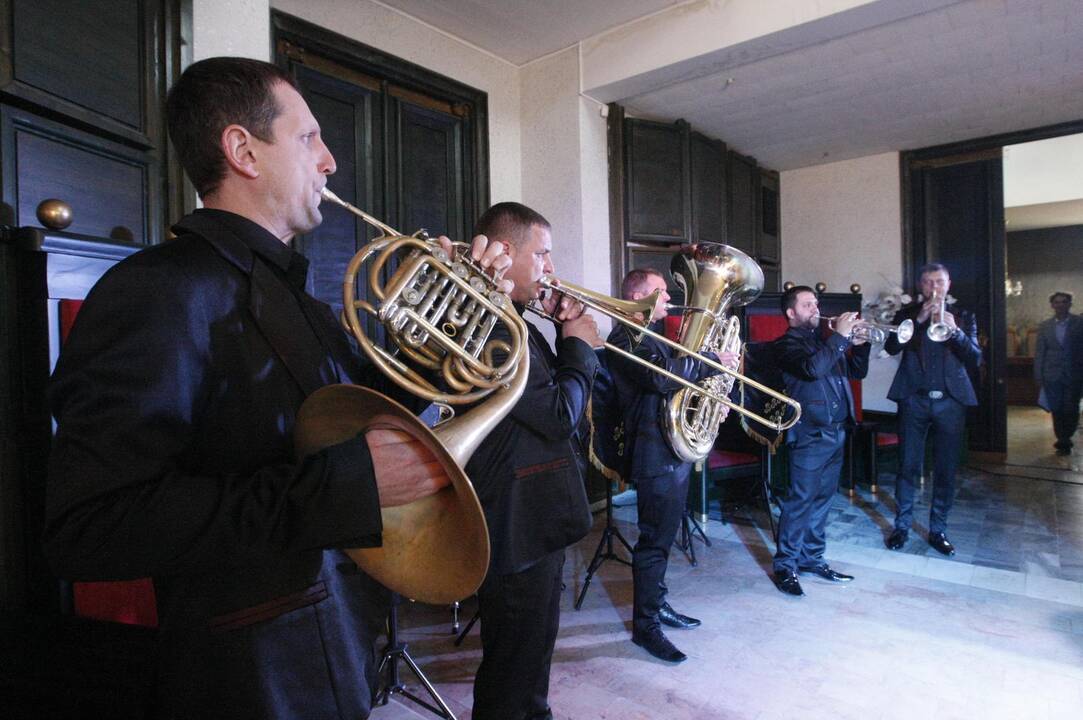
[1002,133,1083,474]
[902,119,1083,458]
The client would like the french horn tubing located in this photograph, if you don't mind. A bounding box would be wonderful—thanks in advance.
[293,188,529,604]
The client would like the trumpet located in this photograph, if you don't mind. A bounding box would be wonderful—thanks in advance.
[526,277,802,435]
[292,187,529,604]
[926,293,953,342]
[818,315,914,344]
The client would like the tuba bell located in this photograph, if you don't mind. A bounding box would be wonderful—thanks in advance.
[665,243,768,462]
[293,188,529,604]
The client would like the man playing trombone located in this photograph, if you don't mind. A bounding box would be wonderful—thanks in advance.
[607,268,736,663]
[884,263,981,557]
[771,286,869,596]
[465,202,603,720]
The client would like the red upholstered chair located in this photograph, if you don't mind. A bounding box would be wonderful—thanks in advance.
[59,299,158,628]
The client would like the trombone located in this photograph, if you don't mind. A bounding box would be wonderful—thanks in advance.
[818,315,915,344]
[526,277,802,433]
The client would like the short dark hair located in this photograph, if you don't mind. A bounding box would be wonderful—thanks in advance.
[621,268,665,300]
[781,285,815,313]
[1050,291,1073,303]
[919,262,949,279]
[474,202,550,246]
[166,57,298,198]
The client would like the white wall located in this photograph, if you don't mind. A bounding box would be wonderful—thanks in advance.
[781,151,903,412]
[193,0,271,60]
[272,0,523,203]
[1003,133,1083,207]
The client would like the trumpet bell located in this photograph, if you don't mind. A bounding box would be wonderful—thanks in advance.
[896,318,915,344]
[295,385,490,604]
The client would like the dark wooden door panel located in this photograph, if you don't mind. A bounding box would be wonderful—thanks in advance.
[13,0,144,131]
[910,154,1006,452]
[625,119,689,243]
[292,66,381,321]
[396,101,464,240]
[727,151,757,255]
[758,171,780,265]
[689,132,725,245]
[2,107,152,244]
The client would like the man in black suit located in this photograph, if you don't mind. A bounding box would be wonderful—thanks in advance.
[43,57,509,720]
[1034,292,1083,455]
[884,263,981,556]
[465,202,602,720]
[607,268,734,663]
[771,286,869,596]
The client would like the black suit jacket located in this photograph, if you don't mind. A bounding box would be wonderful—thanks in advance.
[465,315,597,575]
[606,322,716,479]
[884,303,981,406]
[773,326,869,446]
[45,210,397,719]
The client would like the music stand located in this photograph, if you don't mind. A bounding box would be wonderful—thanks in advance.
[373,594,457,719]
[574,479,633,610]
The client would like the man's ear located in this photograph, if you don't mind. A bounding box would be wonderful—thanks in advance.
[785,308,796,322]
[220,124,259,179]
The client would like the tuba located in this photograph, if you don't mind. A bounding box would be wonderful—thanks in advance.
[293,188,528,604]
[665,243,765,462]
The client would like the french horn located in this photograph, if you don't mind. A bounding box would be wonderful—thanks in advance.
[294,188,528,604]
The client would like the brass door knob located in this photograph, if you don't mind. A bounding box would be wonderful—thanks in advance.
[36,199,73,230]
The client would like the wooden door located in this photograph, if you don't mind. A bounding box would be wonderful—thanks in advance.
[906,150,1007,453]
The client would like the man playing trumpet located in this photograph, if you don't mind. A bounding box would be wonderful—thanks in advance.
[771,286,870,596]
[884,263,981,557]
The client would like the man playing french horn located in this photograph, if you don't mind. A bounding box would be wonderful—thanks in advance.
[464,202,603,720]
[43,57,512,720]
[607,268,738,663]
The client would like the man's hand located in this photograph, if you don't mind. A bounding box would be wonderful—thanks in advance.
[834,311,860,338]
[434,234,514,294]
[562,311,603,348]
[365,428,450,507]
[917,295,939,324]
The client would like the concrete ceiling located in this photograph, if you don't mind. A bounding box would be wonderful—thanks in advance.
[373,0,683,65]
[378,0,1083,171]
[615,0,1083,170]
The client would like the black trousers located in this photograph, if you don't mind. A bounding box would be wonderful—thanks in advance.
[1046,379,1082,448]
[632,466,689,635]
[773,426,845,573]
[894,393,966,535]
[473,549,565,720]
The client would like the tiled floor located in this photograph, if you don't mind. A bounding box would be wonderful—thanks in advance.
[373,414,1083,720]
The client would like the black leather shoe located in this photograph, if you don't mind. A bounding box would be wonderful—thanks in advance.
[659,602,701,629]
[632,627,687,663]
[799,564,854,582]
[1056,447,1071,456]
[886,529,908,550]
[773,569,805,597]
[928,532,956,556]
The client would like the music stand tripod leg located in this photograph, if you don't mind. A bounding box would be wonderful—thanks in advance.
[373,595,457,720]
[575,480,633,610]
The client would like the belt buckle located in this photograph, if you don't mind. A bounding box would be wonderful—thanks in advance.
[927,390,944,400]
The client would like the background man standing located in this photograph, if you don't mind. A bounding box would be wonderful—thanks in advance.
[771,286,869,597]
[1035,292,1083,455]
[883,263,981,557]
